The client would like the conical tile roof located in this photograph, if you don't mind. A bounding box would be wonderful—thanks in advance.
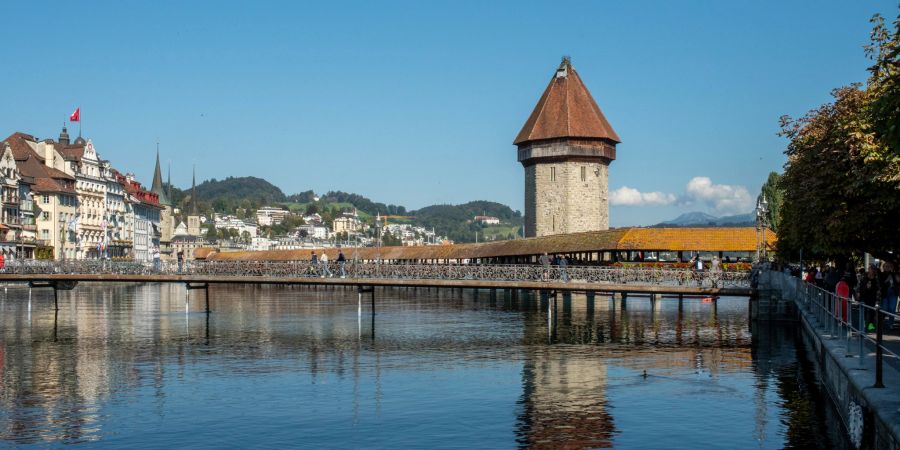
[514,58,620,145]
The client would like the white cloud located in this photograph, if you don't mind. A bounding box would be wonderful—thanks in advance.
[683,176,753,214]
[610,186,677,206]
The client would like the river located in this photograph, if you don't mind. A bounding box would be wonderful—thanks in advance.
[0,283,848,448]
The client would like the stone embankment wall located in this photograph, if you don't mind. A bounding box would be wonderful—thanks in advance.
[761,270,900,449]
[750,269,798,320]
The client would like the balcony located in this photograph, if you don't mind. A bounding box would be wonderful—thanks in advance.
[19,200,33,212]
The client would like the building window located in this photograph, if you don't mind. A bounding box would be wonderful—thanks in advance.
[43,195,50,204]
[552,216,556,231]
[550,166,556,182]
[41,229,49,239]
[42,212,49,220]
[581,166,586,182]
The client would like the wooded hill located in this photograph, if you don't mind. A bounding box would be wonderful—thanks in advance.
[166,177,522,243]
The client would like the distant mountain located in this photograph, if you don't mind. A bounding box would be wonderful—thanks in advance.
[715,213,755,225]
[657,211,719,226]
[655,211,754,227]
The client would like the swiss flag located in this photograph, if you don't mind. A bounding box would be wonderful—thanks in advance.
[69,107,80,122]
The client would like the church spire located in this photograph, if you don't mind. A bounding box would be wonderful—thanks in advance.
[151,143,171,205]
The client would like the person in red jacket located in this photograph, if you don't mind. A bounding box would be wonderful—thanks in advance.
[836,274,852,323]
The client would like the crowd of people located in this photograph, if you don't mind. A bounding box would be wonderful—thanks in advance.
[802,261,899,331]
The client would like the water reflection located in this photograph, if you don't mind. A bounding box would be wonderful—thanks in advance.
[0,284,841,448]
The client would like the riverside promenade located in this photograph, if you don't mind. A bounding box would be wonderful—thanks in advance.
[763,270,900,449]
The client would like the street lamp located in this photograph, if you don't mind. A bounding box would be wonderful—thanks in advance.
[375,213,382,276]
[756,194,769,262]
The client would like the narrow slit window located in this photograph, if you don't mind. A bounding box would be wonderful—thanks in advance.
[550,166,556,182]
[581,166,586,182]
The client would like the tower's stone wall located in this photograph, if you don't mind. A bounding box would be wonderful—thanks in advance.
[524,159,609,237]
[521,140,611,238]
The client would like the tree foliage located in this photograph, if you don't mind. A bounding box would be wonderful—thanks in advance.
[777,12,900,264]
[868,13,900,156]
[757,171,783,232]
[778,83,900,263]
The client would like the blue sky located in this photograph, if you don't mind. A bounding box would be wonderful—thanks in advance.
[1,1,894,226]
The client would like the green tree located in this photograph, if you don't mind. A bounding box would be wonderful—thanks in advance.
[778,84,900,263]
[381,230,402,247]
[868,13,900,156]
[206,225,217,241]
[756,172,783,232]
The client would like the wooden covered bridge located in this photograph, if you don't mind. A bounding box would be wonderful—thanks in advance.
[198,226,775,266]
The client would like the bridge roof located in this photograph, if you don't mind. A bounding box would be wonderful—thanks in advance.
[202,227,773,262]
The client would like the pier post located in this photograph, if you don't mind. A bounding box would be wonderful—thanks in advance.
[53,287,59,311]
[205,284,210,314]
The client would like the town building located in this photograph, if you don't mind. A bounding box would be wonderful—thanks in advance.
[516,58,619,237]
[118,173,162,262]
[303,213,322,224]
[0,144,23,257]
[102,161,132,258]
[58,136,107,259]
[171,220,204,261]
[256,207,289,226]
[473,215,500,225]
[250,236,273,251]
[213,215,258,239]
[16,158,36,259]
[297,224,328,240]
[5,132,79,259]
[333,213,363,234]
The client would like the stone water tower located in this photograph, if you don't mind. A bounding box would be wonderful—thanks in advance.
[515,57,620,237]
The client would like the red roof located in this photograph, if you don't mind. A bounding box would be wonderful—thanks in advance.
[3,132,76,194]
[116,172,161,207]
[514,59,620,145]
[3,132,41,162]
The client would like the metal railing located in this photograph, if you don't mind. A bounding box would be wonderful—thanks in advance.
[779,271,897,388]
[1,259,751,288]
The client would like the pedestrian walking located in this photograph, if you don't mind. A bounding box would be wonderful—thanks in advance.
[152,246,161,272]
[559,254,569,283]
[539,252,551,282]
[860,267,880,332]
[881,262,898,328]
[320,251,332,278]
[836,274,852,323]
[337,250,347,278]
[309,251,318,276]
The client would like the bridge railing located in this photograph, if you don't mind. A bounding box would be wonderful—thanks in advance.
[2,259,750,288]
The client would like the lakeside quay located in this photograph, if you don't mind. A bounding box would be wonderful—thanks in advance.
[762,270,900,449]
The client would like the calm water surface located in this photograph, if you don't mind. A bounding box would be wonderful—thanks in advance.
[0,284,846,448]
